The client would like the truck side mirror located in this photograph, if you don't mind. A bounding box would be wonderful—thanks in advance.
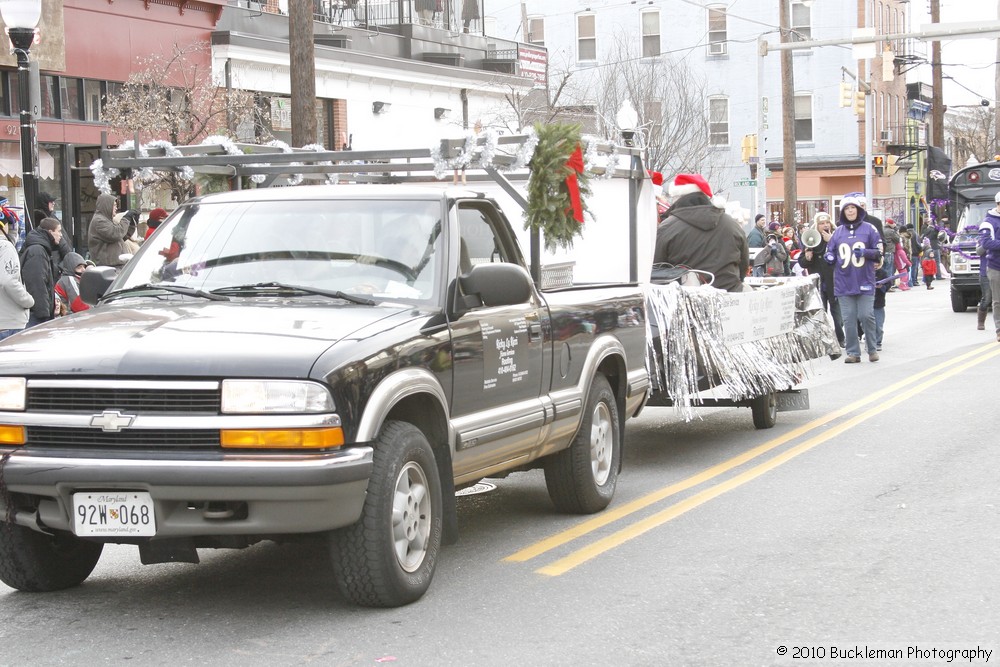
[457,263,533,309]
[80,266,119,305]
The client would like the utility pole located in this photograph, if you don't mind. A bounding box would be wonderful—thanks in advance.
[996,0,1000,146]
[930,0,944,149]
[779,0,797,225]
[289,0,317,147]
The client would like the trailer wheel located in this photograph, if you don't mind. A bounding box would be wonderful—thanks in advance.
[330,420,442,607]
[750,390,777,429]
[950,288,967,313]
[544,373,620,514]
[0,524,103,592]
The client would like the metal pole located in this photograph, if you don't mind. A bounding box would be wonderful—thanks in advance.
[10,28,38,228]
[863,1,873,206]
[757,36,768,220]
[779,0,796,227]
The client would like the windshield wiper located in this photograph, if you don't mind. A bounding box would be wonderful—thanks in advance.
[102,283,230,303]
[211,282,376,306]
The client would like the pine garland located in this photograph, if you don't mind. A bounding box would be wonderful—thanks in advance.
[526,122,591,251]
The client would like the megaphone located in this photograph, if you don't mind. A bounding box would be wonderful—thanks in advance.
[801,227,823,249]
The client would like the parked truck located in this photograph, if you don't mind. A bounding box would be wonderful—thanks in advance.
[0,136,650,607]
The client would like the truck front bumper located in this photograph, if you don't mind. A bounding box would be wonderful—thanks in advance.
[0,446,373,538]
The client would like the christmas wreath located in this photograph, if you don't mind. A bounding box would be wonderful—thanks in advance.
[526,122,591,250]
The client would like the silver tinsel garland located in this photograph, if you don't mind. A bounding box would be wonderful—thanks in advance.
[644,277,840,420]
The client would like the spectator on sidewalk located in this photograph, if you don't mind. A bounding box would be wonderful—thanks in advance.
[20,217,62,328]
[0,215,33,340]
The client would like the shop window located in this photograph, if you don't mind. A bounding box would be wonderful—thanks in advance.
[60,78,83,121]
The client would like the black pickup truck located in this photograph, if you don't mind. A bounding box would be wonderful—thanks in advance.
[0,185,648,607]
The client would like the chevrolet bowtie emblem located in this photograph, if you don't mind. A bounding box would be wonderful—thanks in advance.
[90,410,137,432]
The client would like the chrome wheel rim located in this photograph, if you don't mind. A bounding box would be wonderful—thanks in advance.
[590,401,614,486]
[391,461,431,573]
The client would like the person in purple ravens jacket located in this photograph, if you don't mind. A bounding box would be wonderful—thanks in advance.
[826,193,883,363]
[979,193,1000,342]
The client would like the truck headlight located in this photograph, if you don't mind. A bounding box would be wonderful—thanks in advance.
[0,377,26,411]
[221,380,334,414]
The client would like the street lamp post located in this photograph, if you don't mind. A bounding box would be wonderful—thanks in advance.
[0,0,42,227]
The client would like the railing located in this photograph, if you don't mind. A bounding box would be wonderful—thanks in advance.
[310,0,485,34]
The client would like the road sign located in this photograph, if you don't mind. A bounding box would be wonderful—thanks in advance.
[734,179,758,187]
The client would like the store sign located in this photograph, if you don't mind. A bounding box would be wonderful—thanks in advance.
[270,98,292,131]
[518,45,547,88]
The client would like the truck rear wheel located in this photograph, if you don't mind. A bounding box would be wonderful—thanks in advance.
[330,420,442,607]
[750,390,777,429]
[0,524,103,592]
[544,373,620,514]
[951,287,967,313]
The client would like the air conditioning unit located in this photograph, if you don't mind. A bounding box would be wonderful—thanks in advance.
[708,41,727,56]
[879,130,894,143]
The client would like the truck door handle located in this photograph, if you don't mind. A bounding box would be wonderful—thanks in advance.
[528,322,542,341]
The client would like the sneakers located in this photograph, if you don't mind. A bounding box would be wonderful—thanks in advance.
[869,352,880,362]
[844,356,861,364]
[876,344,882,351]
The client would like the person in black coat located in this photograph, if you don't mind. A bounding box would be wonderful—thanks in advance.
[20,217,63,328]
[797,211,844,347]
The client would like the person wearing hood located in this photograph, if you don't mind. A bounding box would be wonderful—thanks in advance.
[0,215,34,340]
[20,217,63,327]
[826,193,883,363]
[87,193,129,267]
[54,252,91,316]
[652,174,749,292]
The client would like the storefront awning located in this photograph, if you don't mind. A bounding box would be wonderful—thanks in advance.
[0,142,55,180]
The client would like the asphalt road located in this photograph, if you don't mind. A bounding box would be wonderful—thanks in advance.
[1,282,998,667]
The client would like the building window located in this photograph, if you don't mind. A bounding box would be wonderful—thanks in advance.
[641,10,660,58]
[709,96,729,145]
[707,6,727,55]
[103,81,123,118]
[527,16,544,45]
[0,72,11,116]
[790,0,811,41]
[83,80,102,121]
[59,77,83,121]
[794,93,812,142]
[39,75,58,119]
[577,13,596,61]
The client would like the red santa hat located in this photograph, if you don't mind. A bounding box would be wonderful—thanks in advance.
[669,173,725,208]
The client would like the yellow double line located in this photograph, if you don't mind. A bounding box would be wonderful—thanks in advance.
[505,342,1000,576]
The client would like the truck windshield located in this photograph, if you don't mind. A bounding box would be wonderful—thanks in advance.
[115,199,444,303]
[957,202,992,232]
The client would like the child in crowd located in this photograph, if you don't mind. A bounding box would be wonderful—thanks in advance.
[54,253,91,315]
[920,239,937,289]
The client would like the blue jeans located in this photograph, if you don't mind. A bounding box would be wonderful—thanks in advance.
[979,272,993,311]
[874,307,885,347]
[839,294,877,358]
[0,328,23,341]
[910,255,920,286]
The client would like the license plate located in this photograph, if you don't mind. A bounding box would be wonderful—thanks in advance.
[776,388,810,412]
[73,491,156,537]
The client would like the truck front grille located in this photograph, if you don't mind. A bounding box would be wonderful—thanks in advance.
[26,383,221,414]
[26,427,220,448]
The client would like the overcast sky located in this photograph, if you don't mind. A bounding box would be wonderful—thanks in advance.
[908,0,999,106]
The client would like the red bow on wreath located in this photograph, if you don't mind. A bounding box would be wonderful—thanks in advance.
[564,145,585,224]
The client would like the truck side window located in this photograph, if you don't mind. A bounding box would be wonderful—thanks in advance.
[459,207,509,268]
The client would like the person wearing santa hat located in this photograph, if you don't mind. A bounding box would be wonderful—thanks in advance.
[653,174,749,292]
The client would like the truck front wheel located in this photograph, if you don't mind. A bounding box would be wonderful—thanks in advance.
[544,373,621,514]
[0,523,103,592]
[330,420,443,607]
[951,287,967,313]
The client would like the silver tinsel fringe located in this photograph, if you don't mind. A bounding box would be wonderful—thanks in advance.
[644,277,840,420]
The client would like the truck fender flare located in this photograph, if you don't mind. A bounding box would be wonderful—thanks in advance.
[578,335,628,408]
[355,367,453,446]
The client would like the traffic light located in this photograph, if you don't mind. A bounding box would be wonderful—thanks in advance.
[741,134,758,163]
[886,154,900,176]
[839,82,853,108]
[852,90,866,115]
[873,155,885,176]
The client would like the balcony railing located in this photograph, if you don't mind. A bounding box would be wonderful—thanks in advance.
[310,0,484,34]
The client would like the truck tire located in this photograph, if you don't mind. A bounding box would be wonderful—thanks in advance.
[951,288,967,313]
[544,373,620,514]
[0,524,103,592]
[750,390,777,429]
[330,420,442,607]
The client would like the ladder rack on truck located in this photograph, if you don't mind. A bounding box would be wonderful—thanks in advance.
[97,132,650,287]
